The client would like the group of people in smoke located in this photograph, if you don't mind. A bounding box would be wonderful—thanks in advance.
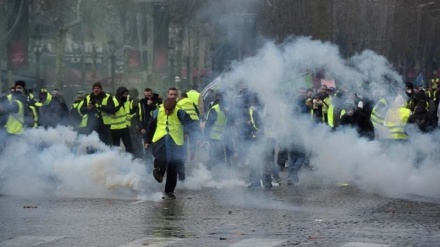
[0,80,69,135]
[1,77,439,198]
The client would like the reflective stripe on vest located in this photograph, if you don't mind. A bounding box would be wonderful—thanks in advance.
[76,101,88,128]
[152,106,184,145]
[177,98,199,120]
[327,104,334,127]
[187,90,200,106]
[29,105,39,128]
[370,98,387,127]
[6,100,24,135]
[207,104,226,140]
[384,107,411,140]
[86,94,112,125]
[111,99,130,130]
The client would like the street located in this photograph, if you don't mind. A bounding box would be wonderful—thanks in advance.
[1,167,439,247]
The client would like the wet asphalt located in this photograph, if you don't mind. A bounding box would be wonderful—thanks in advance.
[1,172,439,247]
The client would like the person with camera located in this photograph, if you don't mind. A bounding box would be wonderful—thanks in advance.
[138,88,162,165]
[80,82,116,146]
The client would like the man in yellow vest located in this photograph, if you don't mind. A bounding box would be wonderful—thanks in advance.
[110,87,133,155]
[205,94,229,168]
[247,98,280,189]
[144,97,200,199]
[80,82,116,146]
[1,88,27,136]
[383,94,411,142]
[187,85,204,119]
[70,90,87,134]
[139,88,162,168]
[177,92,200,161]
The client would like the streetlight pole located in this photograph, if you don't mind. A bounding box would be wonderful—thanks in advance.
[32,27,43,90]
[108,38,116,94]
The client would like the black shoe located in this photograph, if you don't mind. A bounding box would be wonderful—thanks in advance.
[164,192,176,199]
[153,168,163,183]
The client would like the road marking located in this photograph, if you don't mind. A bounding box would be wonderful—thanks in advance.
[0,236,65,246]
[341,242,390,247]
[117,237,183,247]
[229,238,287,247]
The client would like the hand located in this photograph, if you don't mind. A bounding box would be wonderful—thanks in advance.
[147,99,153,105]
[87,103,94,110]
[144,143,150,149]
[141,129,146,134]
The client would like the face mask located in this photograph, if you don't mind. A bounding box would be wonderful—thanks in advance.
[121,96,127,102]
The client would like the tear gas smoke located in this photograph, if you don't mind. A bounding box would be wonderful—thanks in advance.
[215,36,440,202]
[2,35,439,204]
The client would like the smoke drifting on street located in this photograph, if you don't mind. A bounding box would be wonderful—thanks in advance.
[0,35,439,203]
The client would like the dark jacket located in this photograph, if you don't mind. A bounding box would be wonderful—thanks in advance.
[38,93,69,128]
[138,93,162,130]
[408,104,430,132]
[340,108,374,140]
[80,91,117,131]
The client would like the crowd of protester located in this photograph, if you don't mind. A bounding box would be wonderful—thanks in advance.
[1,78,439,199]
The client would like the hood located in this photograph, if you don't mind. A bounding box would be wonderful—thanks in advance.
[116,87,129,99]
[391,94,406,108]
[39,89,53,106]
[129,88,139,98]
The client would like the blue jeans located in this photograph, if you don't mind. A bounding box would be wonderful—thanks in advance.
[287,150,305,184]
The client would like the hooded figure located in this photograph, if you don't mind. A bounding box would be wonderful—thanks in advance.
[115,87,129,103]
[340,100,374,140]
[110,86,133,154]
[383,94,412,140]
[408,100,431,132]
[127,87,143,159]
[37,88,69,128]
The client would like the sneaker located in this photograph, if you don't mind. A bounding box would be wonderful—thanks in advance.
[153,168,163,183]
[164,192,176,199]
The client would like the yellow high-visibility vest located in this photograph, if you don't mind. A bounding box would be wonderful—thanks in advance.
[206,104,226,140]
[371,98,388,127]
[187,90,200,106]
[152,106,184,145]
[85,94,113,125]
[384,107,411,140]
[177,98,199,120]
[6,100,24,135]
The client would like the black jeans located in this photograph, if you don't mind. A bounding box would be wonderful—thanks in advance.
[155,160,181,193]
[110,128,133,154]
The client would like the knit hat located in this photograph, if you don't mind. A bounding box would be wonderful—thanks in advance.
[92,81,102,89]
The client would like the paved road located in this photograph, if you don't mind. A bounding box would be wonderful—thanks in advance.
[1,170,439,247]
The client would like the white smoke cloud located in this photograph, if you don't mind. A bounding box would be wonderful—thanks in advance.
[212,36,439,202]
[1,31,438,204]
[0,126,154,199]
